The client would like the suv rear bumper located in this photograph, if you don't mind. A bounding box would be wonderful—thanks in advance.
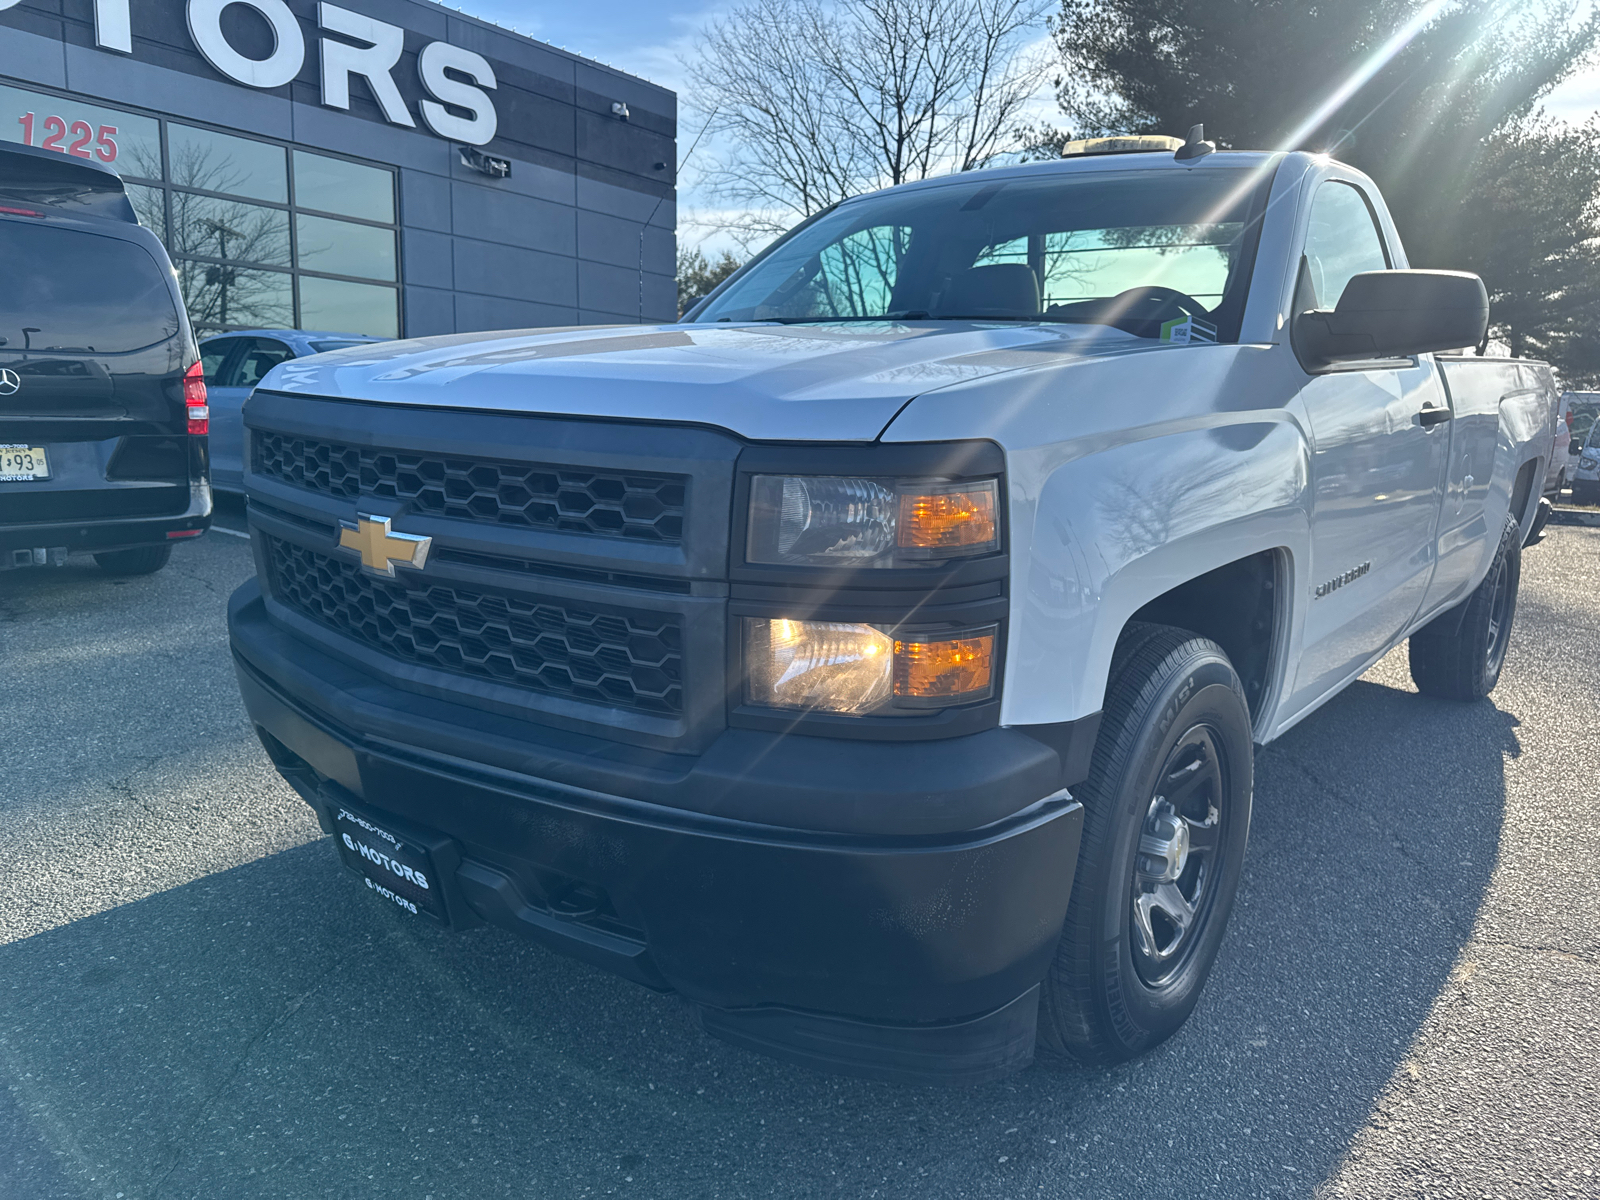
[230,580,1085,1084]
[0,481,211,560]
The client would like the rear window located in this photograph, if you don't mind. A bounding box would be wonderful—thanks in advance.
[0,220,180,354]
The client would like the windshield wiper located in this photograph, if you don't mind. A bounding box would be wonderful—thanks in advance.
[720,312,1124,328]
[740,312,931,324]
[921,314,1111,325]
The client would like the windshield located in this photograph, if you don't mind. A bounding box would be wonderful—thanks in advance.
[0,220,179,354]
[690,166,1273,342]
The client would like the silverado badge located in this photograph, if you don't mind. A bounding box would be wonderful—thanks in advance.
[338,514,432,578]
[1315,561,1371,599]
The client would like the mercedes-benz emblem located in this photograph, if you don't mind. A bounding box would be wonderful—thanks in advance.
[0,369,19,396]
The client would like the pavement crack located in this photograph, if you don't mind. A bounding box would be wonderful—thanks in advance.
[166,564,223,596]
[148,980,325,1199]
[1464,937,1600,968]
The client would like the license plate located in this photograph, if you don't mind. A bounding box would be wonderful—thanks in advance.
[332,806,448,921]
[0,445,48,480]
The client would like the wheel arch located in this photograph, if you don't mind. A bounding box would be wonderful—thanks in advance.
[1120,548,1293,735]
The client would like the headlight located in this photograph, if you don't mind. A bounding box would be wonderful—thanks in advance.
[744,618,995,713]
[746,475,999,567]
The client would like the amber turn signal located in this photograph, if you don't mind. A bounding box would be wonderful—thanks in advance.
[893,630,995,701]
[897,482,998,554]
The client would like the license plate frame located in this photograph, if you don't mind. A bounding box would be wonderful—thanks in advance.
[0,444,49,481]
[331,804,453,923]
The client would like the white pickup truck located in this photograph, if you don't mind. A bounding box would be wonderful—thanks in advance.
[229,134,1557,1085]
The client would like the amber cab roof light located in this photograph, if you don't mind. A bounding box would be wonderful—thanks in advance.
[1060,135,1184,157]
[1062,124,1215,161]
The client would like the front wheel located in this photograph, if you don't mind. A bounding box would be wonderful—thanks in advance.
[1409,513,1521,701]
[1038,623,1254,1066]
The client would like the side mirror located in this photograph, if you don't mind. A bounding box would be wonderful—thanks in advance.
[1293,270,1489,373]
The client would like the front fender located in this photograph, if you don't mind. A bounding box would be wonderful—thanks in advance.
[1003,417,1310,728]
[882,340,1315,732]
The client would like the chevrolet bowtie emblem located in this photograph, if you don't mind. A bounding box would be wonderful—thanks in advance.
[338,514,432,578]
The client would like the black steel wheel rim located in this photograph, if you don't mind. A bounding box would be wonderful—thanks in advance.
[1485,557,1512,675]
[1129,724,1231,988]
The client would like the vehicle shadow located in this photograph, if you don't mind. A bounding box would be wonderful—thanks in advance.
[0,673,1515,1200]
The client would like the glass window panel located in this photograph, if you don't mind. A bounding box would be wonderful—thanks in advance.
[235,337,294,386]
[297,276,398,337]
[176,261,293,335]
[169,192,289,267]
[295,214,396,282]
[1038,226,1242,308]
[747,225,907,320]
[0,84,161,179]
[167,123,286,202]
[696,170,1272,341]
[125,183,166,240]
[293,150,393,223]
[0,222,180,353]
[199,336,242,385]
[1302,182,1389,309]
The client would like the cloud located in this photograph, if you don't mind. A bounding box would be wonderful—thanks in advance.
[1544,65,1600,123]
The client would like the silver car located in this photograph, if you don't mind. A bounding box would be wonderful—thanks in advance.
[199,330,389,492]
[1572,415,1600,505]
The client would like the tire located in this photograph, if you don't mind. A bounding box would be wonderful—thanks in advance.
[1525,496,1552,545]
[94,544,173,576]
[1409,513,1521,701]
[1038,623,1254,1066]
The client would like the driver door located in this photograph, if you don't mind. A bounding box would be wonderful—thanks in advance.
[1285,180,1450,716]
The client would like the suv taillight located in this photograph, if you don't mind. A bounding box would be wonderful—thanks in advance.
[183,361,209,435]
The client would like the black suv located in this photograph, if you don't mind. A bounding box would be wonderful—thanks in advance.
[0,141,209,576]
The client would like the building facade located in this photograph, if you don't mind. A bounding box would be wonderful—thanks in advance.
[0,0,677,338]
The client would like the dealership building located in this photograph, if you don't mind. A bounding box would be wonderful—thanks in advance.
[0,0,678,338]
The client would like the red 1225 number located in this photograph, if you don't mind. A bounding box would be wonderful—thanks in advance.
[17,114,119,163]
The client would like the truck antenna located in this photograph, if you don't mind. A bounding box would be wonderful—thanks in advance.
[1175,123,1216,161]
[639,108,718,324]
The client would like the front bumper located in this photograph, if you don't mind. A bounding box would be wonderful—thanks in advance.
[230,580,1085,1083]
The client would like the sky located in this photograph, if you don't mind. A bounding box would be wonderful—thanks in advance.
[453,1,711,94]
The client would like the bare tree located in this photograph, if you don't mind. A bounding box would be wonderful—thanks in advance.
[689,0,1050,239]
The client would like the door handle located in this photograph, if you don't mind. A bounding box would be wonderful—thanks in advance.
[1418,403,1453,427]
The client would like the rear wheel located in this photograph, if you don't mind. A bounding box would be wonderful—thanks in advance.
[1038,623,1254,1066]
[1526,496,1553,544]
[1409,514,1521,701]
[94,544,172,576]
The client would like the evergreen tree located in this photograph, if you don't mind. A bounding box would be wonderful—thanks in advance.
[1048,0,1600,376]
[677,249,745,316]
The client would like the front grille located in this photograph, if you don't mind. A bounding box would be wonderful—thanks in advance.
[253,432,685,543]
[266,537,683,714]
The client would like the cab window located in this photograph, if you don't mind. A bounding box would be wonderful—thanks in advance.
[200,337,242,385]
[235,338,294,387]
[1300,182,1390,310]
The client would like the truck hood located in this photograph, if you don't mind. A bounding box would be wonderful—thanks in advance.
[260,321,1147,442]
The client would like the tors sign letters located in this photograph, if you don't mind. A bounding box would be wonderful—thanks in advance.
[87,0,499,145]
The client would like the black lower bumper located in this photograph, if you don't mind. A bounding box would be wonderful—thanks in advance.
[0,483,211,560]
[230,581,1085,1084]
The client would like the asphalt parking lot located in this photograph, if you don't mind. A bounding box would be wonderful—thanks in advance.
[1,511,1596,1200]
